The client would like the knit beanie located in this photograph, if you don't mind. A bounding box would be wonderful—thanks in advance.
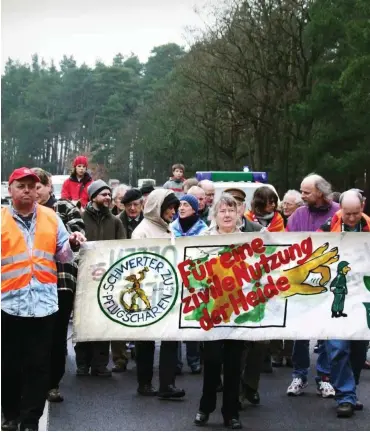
[87,179,111,200]
[74,156,88,167]
[180,194,199,214]
[160,193,180,216]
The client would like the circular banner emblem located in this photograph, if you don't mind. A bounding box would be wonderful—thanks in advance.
[98,252,178,327]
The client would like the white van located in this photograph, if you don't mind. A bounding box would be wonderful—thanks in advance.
[196,171,280,210]
[213,181,279,210]
[51,175,69,199]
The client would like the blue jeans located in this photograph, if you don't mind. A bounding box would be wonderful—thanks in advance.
[292,340,330,382]
[177,342,200,371]
[326,340,368,406]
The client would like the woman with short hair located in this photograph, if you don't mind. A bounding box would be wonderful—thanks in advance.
[194,194,244,430]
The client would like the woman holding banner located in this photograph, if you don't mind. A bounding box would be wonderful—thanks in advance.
[194,193,244,430]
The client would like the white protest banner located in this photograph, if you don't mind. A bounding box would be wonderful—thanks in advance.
[73,232,370,341]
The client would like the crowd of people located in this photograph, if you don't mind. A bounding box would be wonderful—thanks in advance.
[1,157,370,431]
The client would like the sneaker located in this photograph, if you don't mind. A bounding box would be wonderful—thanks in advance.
[112,363,127,373]
[337,402,354,418]
[90,368,112,377]
[316,380,335,398]
[158,385,185,399]
[47,388,64,402]
[1,420,18,431]
[287,377,308,396]
[137,384,158,396]
[76,366,90,376]
[194,411,209,426]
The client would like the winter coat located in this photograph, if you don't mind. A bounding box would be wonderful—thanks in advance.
[83,203,125,241]
[171,217,208,237]
[286,202,339,232]
[61,172,93,208]
[118,211,144,239]
[132,189,173,239]
[163,177,185,199]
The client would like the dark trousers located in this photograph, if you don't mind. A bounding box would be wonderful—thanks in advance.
[1,310,56,429]
[74,341,110,371]
[135,341,178,389]
[49,291,74,389]
[199,340,244,420]
[177,341,201,370]
[111,341,129,367]
[241,342,267,391]
[350,340,369,385]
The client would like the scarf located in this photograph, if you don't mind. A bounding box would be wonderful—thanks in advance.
[245,210,285,232]
[179,214,199,233]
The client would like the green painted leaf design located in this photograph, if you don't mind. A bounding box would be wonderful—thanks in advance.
[363,303,370,329]
[234,302,266,323]
[364,276,370,292]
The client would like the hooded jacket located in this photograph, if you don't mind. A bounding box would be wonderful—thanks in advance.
[61,172,93,208]
[132,189,174,239]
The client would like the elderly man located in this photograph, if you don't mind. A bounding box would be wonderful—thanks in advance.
[318,190,370,417]
[188,185,209,224]
[198,179,215,207]
[183,178,199,194]
[286,174,339,398]
[111,183,131,216]
[1,168,85,431]
[281,189,304,226]
[119,189,144,239]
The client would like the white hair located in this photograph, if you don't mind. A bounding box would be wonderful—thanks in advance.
[112,183,131,200]
[340,190,364,206]
[303,173,332,200]
[283,189,304,206]
[212,193,237,219]
[188,186,205,196]
[198,179,215,190]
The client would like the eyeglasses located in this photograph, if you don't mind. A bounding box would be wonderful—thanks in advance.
[99,192,111,197]
[206,193,215,197]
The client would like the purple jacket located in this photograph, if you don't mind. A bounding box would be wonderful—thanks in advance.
[286,202,340,232]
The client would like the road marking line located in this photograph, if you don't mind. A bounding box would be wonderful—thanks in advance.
[39,400,49,431]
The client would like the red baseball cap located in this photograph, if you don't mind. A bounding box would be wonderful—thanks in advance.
[9,167,40,185]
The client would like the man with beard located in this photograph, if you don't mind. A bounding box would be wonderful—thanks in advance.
[132,189,185,399]
[119,189,144,238]
[286,174,339,398]
[74,180,125,377]
[31,168,85,403]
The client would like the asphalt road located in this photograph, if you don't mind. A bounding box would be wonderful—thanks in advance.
[48,338,370,431]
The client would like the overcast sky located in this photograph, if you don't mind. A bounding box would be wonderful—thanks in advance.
[1,0,209,69]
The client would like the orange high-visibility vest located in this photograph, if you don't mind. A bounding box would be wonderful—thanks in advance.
[330,210,370,232]
[1,206,58,292]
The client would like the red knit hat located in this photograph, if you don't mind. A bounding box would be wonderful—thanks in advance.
[73,156,88,167]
